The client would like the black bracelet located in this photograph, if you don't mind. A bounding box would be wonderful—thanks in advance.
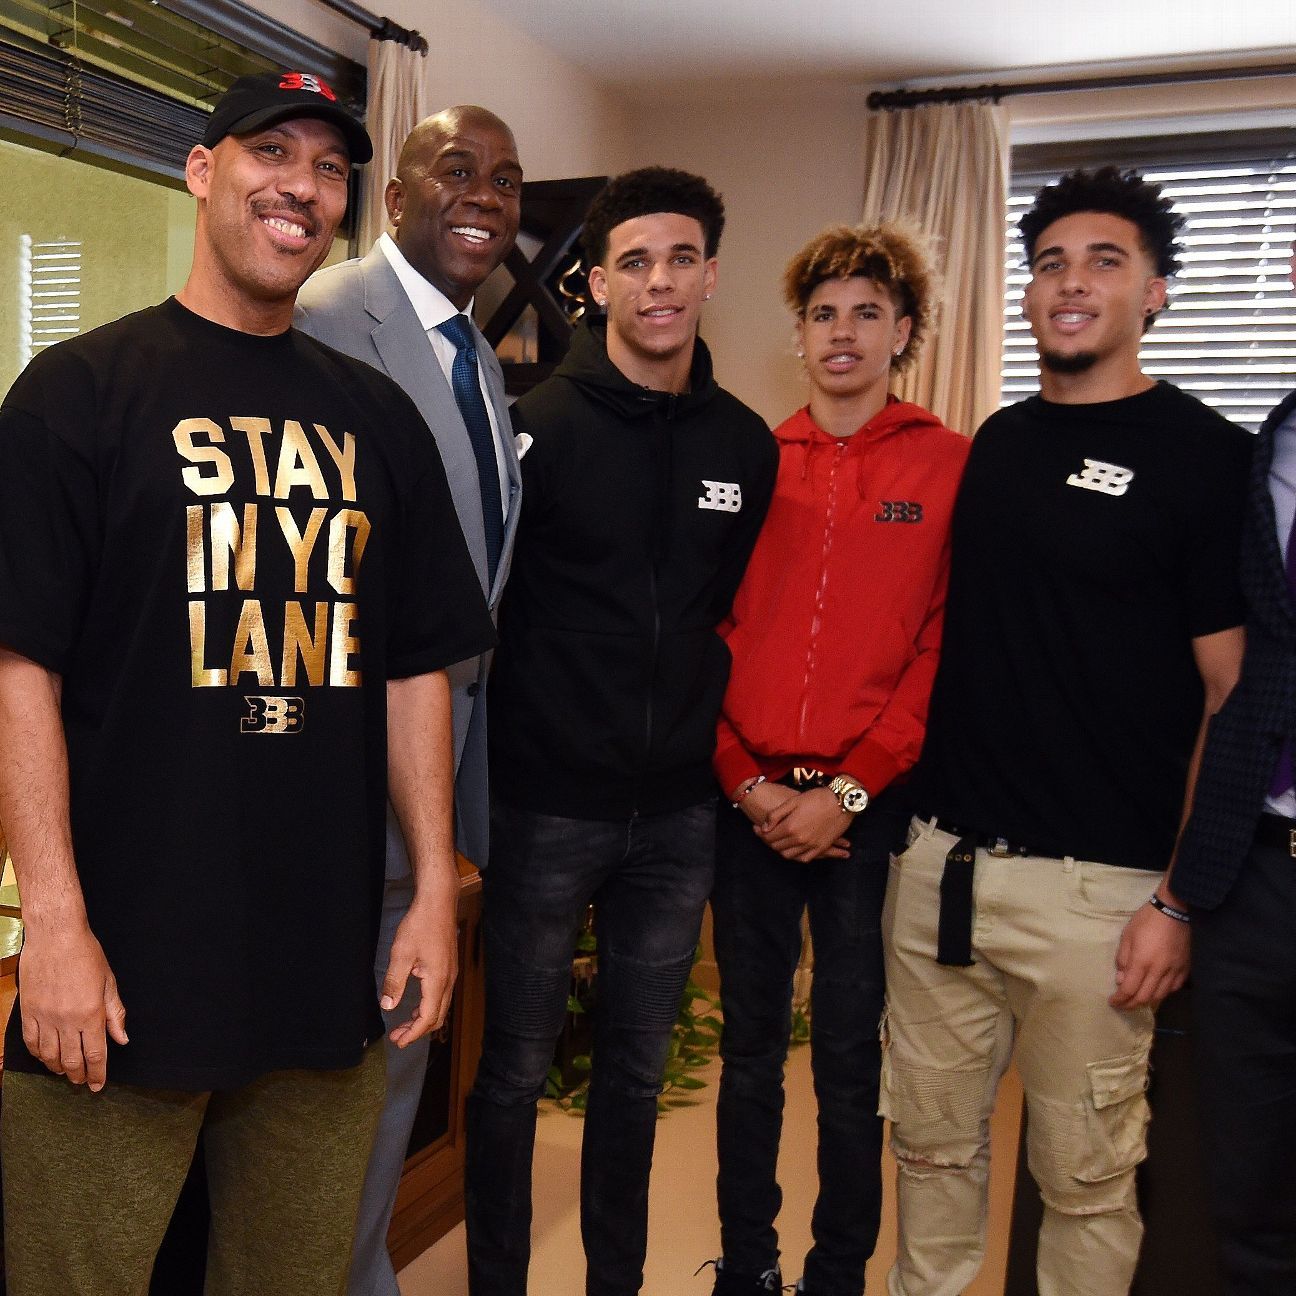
[1148,894,1190,924]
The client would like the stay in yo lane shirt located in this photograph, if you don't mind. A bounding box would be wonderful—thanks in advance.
[0,298,495,1089]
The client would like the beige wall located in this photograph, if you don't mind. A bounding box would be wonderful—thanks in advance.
[383,0,630,181]
[241,0,629,182]
[620,85,871,427]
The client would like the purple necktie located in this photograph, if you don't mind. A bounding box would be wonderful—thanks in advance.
[1269,519,1296,797]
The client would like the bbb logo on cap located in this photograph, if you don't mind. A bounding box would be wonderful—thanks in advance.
[278,72,337,101]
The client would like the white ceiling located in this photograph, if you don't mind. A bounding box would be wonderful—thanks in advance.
[475,0,1296,94]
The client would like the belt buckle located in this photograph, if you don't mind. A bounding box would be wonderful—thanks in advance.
[1289,829,1296,859]
[791,766,826,788]
[987,836,1015,858]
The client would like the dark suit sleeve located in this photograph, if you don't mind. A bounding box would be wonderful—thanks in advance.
[1182,428,1253,638]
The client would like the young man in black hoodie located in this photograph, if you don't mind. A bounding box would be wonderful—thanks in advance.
[466,167,777,1296]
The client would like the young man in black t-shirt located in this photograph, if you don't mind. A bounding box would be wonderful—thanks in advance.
[881,169,1251,1296]
[0,74,493,1295]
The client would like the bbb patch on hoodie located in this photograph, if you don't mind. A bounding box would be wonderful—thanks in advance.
[698,479,743,512]
[874,500,924,523]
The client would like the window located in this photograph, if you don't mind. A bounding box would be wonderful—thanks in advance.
[0,1,364,180]
[0,3,364,392]
[1003,133,1296,431]
[18,234,81,369]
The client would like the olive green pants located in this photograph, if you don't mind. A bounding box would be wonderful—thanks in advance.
[1,1044,385,1296]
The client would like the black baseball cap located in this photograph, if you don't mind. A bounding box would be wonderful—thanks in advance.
[202,71,373,164]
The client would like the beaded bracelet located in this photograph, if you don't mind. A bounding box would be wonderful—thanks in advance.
[731,774,766,808]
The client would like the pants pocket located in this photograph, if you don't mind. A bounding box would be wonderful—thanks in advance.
[1075,1046,1151,1184]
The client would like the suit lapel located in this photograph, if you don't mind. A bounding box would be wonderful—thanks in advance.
[1250,390,1296,638]
[471,316,520,606]
[360,251,492,595]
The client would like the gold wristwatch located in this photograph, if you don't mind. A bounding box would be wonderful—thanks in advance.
[829,774,869,815]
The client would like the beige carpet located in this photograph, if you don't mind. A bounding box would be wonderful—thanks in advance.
[399,1047,1023,1296]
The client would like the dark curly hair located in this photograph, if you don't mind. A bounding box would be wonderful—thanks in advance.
[1019,166,1185,278]
[581,166,725,266]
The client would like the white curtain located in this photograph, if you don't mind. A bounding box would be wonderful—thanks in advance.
[860,101,1010,437]
[358,38,431,253]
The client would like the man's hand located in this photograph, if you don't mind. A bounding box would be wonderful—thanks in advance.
[381,884,458,1049]
[734,779,797,828]
[756,788,852,863]
[19,920,127,1091]
[1110,896,1190,1010]
[385,669,459,1049]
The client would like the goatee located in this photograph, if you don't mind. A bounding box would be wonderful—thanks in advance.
[1040,349,1097,375]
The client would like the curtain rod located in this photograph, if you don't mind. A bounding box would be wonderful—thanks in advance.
[314,0,428,55]
[867,60,1296,110]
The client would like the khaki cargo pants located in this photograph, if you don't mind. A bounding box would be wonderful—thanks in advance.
[880,816,1159,1296]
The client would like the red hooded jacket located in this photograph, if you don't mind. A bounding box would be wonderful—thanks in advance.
[714,398,969,798]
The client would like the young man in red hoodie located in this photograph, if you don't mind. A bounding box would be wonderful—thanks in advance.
[706,224,969,1296]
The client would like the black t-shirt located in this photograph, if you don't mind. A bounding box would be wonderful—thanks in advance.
[0,299,494,1089]
[908,381,1251,871]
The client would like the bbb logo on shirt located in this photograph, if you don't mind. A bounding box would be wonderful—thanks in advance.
[1066,459,1135,497]
[242,695,305,734]
[698,480,742,513]
[874,501,923,523]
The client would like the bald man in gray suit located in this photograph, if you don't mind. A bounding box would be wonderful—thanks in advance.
[296,105,523,1296]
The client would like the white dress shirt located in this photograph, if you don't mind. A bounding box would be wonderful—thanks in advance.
[1265,404,1296,817]
[378,231,509,523]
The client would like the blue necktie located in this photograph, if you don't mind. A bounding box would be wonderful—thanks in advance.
[437,314,504,581]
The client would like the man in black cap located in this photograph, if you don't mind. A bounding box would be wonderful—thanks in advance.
[0,72,493,1295]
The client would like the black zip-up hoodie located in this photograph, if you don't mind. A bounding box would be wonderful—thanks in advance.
[489,317,777,819]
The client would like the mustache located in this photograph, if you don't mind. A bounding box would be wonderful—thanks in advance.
[251,197,317,237]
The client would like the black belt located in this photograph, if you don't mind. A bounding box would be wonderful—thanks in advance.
[927,817,1065,969]
[931,817,1064,861]
[1255,812,1296,857]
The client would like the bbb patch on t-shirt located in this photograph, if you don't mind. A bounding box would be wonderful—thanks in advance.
[698,478,742,512]
[1066,457,1135,497]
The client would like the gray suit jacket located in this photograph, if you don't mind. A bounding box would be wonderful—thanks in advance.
[295,243,521,872]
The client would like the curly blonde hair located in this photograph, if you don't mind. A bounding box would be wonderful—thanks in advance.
[782,221,938,371]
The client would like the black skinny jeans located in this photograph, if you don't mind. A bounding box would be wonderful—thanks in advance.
[465,798,716,1296]
[711,794,906,1296]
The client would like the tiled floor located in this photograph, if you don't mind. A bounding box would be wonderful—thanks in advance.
[399,1047,1023,1296]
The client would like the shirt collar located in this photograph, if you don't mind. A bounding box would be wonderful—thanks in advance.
[378,231,473,333]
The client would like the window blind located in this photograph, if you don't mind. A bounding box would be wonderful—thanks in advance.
[19,234,82,369]
[1004,138,1296,432]
[0,0,363,181]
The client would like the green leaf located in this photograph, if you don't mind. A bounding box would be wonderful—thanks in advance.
[672,1075,707,1090]
[566,994,586,1015]
[571,1053,592,1072]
